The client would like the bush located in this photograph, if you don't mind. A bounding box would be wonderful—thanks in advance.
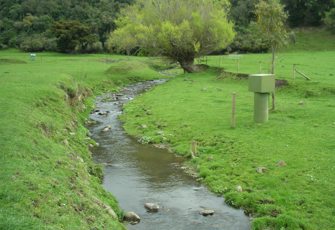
[79,41,103,53]
[0,43,8,49]
[43,38,57,51]
[324,8,335,33]
[229,23,270,53]
[20,35,57,52]
[20,36,45,52]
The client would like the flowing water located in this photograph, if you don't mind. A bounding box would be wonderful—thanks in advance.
[88,80,250,230]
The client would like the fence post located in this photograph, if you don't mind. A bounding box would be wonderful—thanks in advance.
[191,140,198,158]
[231,92,236,128]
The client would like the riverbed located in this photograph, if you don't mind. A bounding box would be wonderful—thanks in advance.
[88,80,250,230]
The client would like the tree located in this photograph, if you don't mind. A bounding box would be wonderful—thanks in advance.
[281,0,333,27]
[108,0,235,72]
[230,0,260,27]
[255,0,288,110]
[324,1,335,33]
[52,20,98,53]
[0,0,134,52]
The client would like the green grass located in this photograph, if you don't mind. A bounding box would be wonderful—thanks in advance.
[121,41,335,228]
[0,49,165,229]
[282,28,335,52]
[1,28,334,229]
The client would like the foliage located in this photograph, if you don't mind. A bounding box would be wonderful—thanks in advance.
[109,0,235,72]
[0,0,134,52]
[281,0,334,27]
[255,0,288,51]
[229,22,270,53]
[228,0,334,53]
[19,34,57,52]
[324,6,335,33]
[255,0,288,75]
[230,0,260,27]
[52,20,99,53]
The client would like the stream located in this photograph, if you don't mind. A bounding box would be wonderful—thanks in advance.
[88,80,250,230]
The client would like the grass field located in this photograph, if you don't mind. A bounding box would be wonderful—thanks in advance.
[121,32,335,229]
[0,50,165,229]
[0,28,334,229]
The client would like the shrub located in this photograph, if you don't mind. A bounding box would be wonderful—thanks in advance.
[324,8,335,33]
[19,34,57,52]
[229,23,270,53]
[20,35,45,52]
[81,41,103,53]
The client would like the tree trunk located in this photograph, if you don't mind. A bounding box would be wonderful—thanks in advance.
[271,45,276,111]
[178,56,197,73]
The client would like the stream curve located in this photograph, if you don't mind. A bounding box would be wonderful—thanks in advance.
[88,80,250,230]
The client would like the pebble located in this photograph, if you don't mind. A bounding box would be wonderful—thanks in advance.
[200,209,215,216]
[123,212,141,225]
[144,203,159,212]
[256,167,268,174]
[277,160,287,167]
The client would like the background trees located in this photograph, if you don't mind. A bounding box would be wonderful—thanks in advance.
[108,0,235,72]
[324,1,335,33]
[0,0,333,53]
[0,0,134,52]
[281,0,334,27]
[52,20,99,53]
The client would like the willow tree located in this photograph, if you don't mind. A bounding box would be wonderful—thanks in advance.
[108,0,235,72]
[255,0,288,110]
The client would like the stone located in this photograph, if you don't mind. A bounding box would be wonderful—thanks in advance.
[140,124,148,129]
[200,209,215,216]
[63,139,69,146]
[256,167,268,174]
[144,203,159,212]
[123,212,141,225]
[102,125,112,132]
[156,130,164,135]
[98,111,109,116]
[277,160,287,167]
[193,187,202,191]
[153,144,167,149]
[236,185,243,192]
[207,155,214,161]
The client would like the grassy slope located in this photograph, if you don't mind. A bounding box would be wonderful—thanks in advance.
[121,30,335,229]
[0,50,164,229]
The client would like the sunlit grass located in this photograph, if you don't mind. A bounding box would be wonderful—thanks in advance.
[0,49,164,229]
[121,49,335,229]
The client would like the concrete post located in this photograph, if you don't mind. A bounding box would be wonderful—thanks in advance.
[249,74,275,123]
[254,93,269,123]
